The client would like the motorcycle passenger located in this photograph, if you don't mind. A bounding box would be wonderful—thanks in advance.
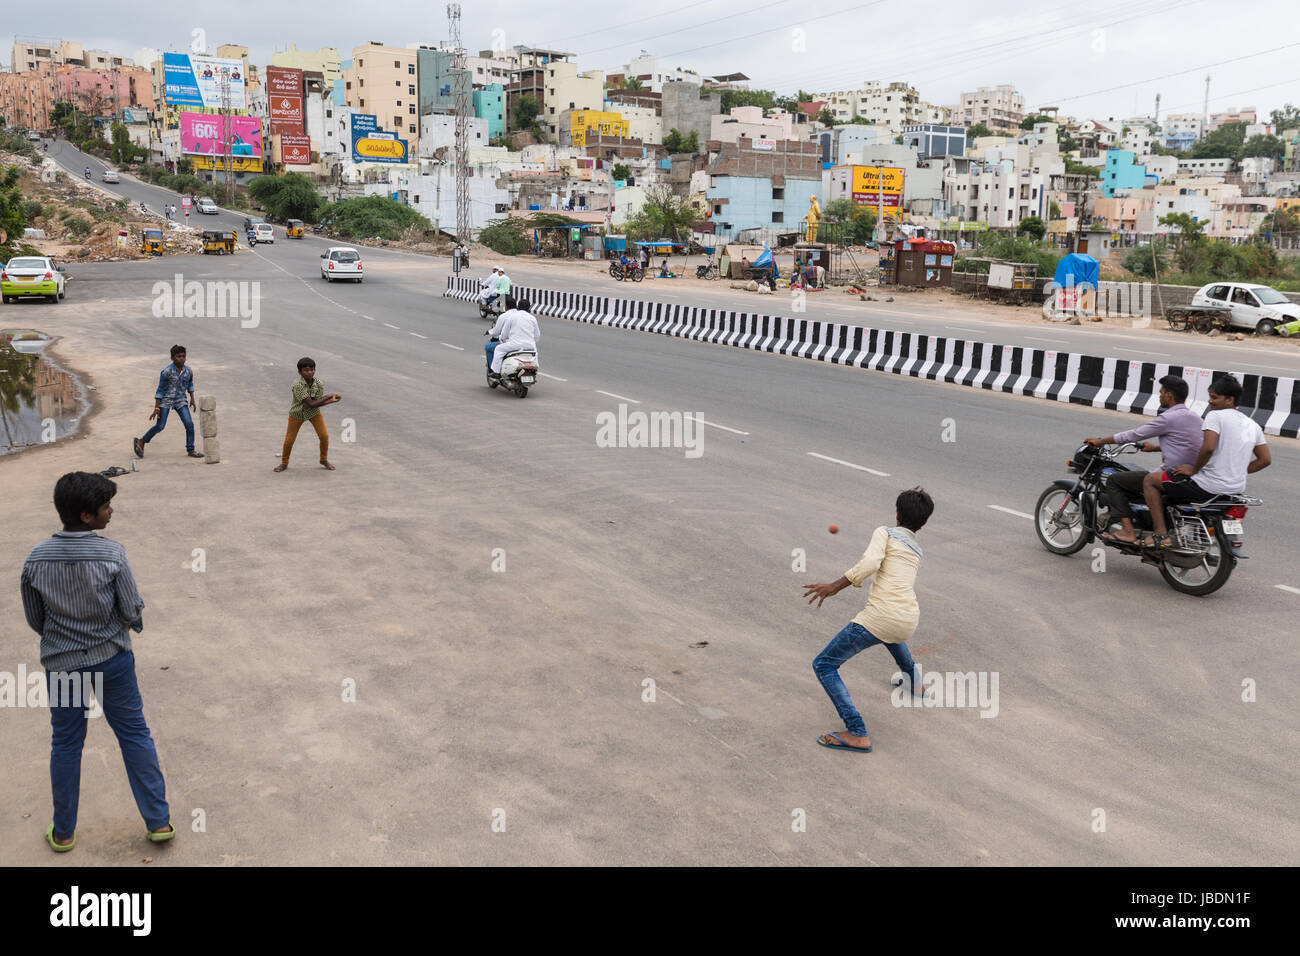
[484,295,519,369]
[1141,375,1271,547]
[477,267,502,306]
[1084,374,1203,545]
[84,166,91,179]
[489,298,539,377]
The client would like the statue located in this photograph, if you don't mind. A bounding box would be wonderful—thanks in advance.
[805,195,821,244]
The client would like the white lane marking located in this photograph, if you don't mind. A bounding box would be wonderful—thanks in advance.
[1246,363,1300,373]
[1116,347,1168,356]
[807,452,889,477]
[409,332,428,339]
[685,415,749,436]
[1026,336,1069,344]
[383,322,400,330]
[363,315,375,320]
[441,342,465,351]
[539,372,567,381]
[1275,584,1300,595]
[946,326,983,334]
[596,390,641,404]
[989,504,1034,520]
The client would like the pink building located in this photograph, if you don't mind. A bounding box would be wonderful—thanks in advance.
[55,66,154,116]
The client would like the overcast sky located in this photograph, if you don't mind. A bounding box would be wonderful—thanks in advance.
[10,0,1300,123]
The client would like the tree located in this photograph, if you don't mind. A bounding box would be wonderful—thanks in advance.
[821,197,876,244]
[719,89,777,113]
[611,163,631,182]
[1049,201,1062,219]
[620,76,643,91]
[1269,103,1300,130]
[662,128,699,154]
[109,123,142,165]
[1159,212,1205,240]
[1121,239,1170,279]
[774,89,812,113]
[966,122,993,141]
[247,172,324,222]
[1240,134,1285,164]
[315,195,430,239]
[0,164,26,258]
[1186,121,1246,160]
[1258,204,1300,238]
[817,107,835,127]
[1016,215,1046,240]
[622,185,698,241]
[1020,114,1053,130]
[511,94,540,133]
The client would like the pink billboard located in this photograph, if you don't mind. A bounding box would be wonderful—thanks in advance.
[179,112,263,158]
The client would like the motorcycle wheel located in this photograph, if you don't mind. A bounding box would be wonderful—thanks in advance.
[1158,516,1234,596]
[486,369,498,389]
[632,269,644,282]
[1034,486,1089,555]
[514,386,528,398]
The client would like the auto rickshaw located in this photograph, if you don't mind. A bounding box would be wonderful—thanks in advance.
[286,219,305,239]
[201,230,236,255]
[141,228,164,256]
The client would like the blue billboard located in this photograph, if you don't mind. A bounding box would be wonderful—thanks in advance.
[350,114,409,164]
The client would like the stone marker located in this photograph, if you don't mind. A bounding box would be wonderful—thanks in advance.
[199,395,220,462]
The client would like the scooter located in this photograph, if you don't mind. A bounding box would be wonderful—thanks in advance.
[247,230,258,247]
[485,332,538,398]
[479,295,503,321]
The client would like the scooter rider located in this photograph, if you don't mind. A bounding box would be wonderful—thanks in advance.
[1084,374,1203,545]
[485,296,519,369]
[477,267,502,306]
[489,298,539,378]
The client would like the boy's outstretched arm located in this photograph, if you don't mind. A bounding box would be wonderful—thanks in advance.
[802,576,851,607]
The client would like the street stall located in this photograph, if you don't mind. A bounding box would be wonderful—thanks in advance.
[890,238,955,288]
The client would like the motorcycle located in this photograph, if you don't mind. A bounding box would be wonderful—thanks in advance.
[696,259,718,280]
[84,168,91,179]
[1034,441,1261,596]
[484,332,538,398]
[609,261,644,282]
[246,230,258,247]
[479,296,503,321]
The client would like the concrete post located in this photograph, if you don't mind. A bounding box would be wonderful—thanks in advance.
[198,395,219,463]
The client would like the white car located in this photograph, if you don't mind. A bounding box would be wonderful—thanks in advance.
[1191,282,1300,335]
[321,247,362,282]
[26,131,42,142]
[254,223,275,244]
[1,256,67,304]
[195,198,218,215]
[101,170,119,183]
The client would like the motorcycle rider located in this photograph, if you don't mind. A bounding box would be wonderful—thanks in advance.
[1084,374,1203,545]
[84,166,91,179]
[489,298,539,378]
[484,296,519,369]
[1141,375,1271,547]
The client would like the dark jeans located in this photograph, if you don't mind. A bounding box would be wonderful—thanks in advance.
[141,404,194,451]
[485,341,498,367]
[1105,468,1151,522]
[813,622,918,738]
[46,650,170,840]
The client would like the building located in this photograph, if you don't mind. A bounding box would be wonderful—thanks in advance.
[614,103,662,145]
[710,106,800,145]
[559,109,629,147]
[705,136,822,241]
[539,61,605,140]
[661,80,721,147]
[272,44,344,88]
[466,50,516,88]
[216,45,259,91]
[1208,108,1256,132]
[473,85,505,140]
[903,124,966,160]
[814,124,892,166]
[1177,156,1232,176]
[1162,113,1202,151]
[1120,124,1154,155]
[420,113,490,157]
[1140,154,1178,183]
[950,85,1025,133]
[344,42,420,152]
[414,46,462,117]
[1018,122,1058,149]
[10,39,125,72]
[611,54,701,94]
[1102,150,1151,197]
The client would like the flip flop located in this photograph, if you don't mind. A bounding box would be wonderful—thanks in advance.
[147,824,175,843]
[817,732,872,753]
[1140,533,1173,549]
[45,822,75,852]
[1100,531,1139,546]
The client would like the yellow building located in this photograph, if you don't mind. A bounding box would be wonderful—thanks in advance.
[344,42,419,154]
[566,110,629,146]
[272,44,344,87]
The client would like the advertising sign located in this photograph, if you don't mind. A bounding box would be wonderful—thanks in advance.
[180,112,263,158]
[266,66,305,137]
[280,134,312,166]
[850,165,904,206]
[190,156,263,173]
[163,53,246,110]
[350,114,408,164]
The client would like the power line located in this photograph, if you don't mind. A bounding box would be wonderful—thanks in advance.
[659,1,887,60]
[576,0,802,58]
[550,0,728,45]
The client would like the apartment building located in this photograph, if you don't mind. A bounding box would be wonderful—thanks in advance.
[344,41,420,152]
[612,54,700,94]
[10,39,125,72]
[272,44,344,88]
[816,124,892,166]
[904,124,966,159]
[710,106,800,144]
[216,45,259,91]
[950,85,1025,133]
[414,46,462,116]
[466,50,515,88]
[1208,107,1256,132]
[474,85,505,140]
[1120,125,1154,155]
[1102,150,1153,197]
[1177,156,1232,176]
[810,81,946,133]
[540,61,605,140]
[705,137,822,241]
[505,47,572,133]
[1162,113,1202,151]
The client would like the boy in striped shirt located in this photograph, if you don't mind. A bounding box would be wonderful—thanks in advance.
[20,471,173,851]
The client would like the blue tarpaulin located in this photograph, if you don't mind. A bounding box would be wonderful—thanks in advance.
[1054,253,1098,289]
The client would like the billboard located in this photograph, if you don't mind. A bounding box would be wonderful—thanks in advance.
[265,67,305,138]
[163,53,246,110]
[850,165,904,206]
[180,112,263,158]
[351,114,408,164]
[190,156,263,173]
[280,133,312,166]
[569,110,629,147]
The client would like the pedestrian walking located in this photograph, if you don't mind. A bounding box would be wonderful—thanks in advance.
[21,471,174,852]
[134,345,202,459]
[802,488,935,753]
[274,357,340,472]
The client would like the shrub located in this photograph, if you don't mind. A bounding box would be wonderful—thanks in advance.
[315,195,430,240]
[22,200,44,221]
[64,217,91,237]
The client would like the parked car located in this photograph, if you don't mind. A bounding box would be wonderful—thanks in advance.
[1190,282,1300,335]
[1,256,67,304]
[320,247,362,282]
[101,169,119,183]
[254,223,275,244]
[195,197,218,215]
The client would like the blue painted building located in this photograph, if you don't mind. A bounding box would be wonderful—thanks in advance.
[1103,149,1148,198]
[705,140,823,241]
[332,61,351,106]
[473,84,505,140]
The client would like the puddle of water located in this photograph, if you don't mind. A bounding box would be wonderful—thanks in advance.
[0,330,89,456]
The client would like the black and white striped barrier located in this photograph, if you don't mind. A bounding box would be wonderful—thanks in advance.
[444,275,1300,438]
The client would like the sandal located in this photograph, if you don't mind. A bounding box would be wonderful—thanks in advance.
[816,732,872,753]
[45,822,75,852]
[147,824,176,843]
[1141,533,1173,549]
[187,450,204,458]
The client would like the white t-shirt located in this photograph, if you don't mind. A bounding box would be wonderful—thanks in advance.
[1195,408,1266,495]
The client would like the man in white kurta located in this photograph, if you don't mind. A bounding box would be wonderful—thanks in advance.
[490,305,539,375]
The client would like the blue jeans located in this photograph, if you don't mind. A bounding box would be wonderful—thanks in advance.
[485,341,498,368]
[47,650,170,839]
[141,404,194,451]
[813,622,918,737]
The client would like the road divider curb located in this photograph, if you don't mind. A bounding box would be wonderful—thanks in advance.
[444,276,1300,438]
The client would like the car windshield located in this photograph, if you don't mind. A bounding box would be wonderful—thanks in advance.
[1251,287,1288,304]
[6,258,47,270]
[333,251,360,262]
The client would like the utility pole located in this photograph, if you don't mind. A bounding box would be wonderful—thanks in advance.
[1202,75,1210,141]
[448,3,471,242]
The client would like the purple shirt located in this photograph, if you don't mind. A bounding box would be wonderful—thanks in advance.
[1114,403,1204,470]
